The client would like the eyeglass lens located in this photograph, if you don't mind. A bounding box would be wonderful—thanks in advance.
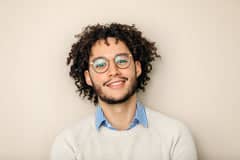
[92,54,131,73]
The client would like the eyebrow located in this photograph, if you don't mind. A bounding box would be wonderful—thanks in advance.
[91,52,130,61]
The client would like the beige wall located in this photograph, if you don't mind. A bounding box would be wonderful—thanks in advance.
[1,0,239,160]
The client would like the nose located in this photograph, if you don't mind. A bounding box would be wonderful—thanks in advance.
[107,60,120,77]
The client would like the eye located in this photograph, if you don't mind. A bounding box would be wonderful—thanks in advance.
[93,58,107,69]
[115,55,129,66]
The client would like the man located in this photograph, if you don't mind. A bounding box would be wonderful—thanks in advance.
[51,23,197,160]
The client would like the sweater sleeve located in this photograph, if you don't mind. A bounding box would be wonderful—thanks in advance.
[170,123,198,160]
[50,130,80,160]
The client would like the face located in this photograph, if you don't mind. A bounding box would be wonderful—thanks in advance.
[84,37,142,104]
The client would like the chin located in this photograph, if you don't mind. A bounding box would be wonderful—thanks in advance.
[99,93,134,105]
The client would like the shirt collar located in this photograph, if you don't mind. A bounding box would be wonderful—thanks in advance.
[95,106,106,130]
[134,101,148,128]
[95,101,148,130]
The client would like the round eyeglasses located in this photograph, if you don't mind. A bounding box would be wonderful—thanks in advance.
[90,53,132,73]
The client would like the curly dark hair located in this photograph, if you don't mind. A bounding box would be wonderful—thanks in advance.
[66,23,160,105]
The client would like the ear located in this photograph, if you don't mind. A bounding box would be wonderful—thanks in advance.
[84,70,93,86]
[135,61,142,78]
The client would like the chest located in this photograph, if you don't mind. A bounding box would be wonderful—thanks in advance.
[75,131,172,160]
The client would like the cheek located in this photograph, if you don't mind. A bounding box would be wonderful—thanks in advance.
[90,73,106,86]
[127,65,137,77]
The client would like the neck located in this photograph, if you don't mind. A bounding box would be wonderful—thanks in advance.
[98,94,137,130]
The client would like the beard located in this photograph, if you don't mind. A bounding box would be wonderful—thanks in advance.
[91,77,138,105]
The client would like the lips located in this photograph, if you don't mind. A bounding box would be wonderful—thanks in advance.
[105,79,127,89]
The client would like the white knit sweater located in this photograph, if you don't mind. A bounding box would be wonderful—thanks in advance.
[50,107,197,160]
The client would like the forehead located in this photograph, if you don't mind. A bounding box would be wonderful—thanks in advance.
[90,37,131,58]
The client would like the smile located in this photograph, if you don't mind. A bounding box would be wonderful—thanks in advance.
[106,80,126,89]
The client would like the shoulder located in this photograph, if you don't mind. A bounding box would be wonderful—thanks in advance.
[145,107,192,137]
[50,114,95,159]
[53,113,95,147]
[144,107,198,160]
[145,107,198,159]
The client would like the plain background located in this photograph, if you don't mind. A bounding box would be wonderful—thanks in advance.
[0,0,239,160]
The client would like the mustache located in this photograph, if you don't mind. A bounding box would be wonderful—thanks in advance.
[103,77,128,86]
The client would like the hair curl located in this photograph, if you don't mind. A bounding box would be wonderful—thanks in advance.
[67,23,160,105]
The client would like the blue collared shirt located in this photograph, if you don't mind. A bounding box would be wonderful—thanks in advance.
[95,101,148,131]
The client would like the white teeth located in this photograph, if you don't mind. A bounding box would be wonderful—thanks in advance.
[107,80,125,87]
[110,81,123,86]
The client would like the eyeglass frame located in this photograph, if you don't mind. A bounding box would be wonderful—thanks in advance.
[89,53,133,73]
